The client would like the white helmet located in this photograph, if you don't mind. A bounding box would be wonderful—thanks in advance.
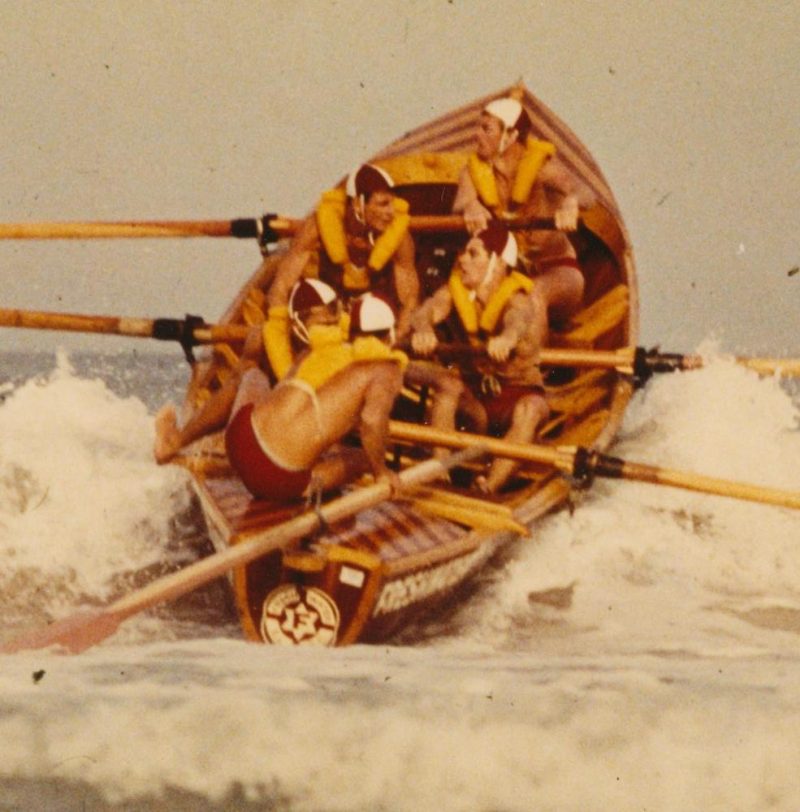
[349,292,397,344]
[483,97,531,152]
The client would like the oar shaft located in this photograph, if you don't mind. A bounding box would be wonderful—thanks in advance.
[5,305,799,381]
[389,421,568,470]
[732,357,800,377]
[614,459,800,510]
[111,449,481,619]
[389,421,800,510]
[0,307,154,337]
[0,307,250,344]
[0,213,557,241]
[0,217,300,240]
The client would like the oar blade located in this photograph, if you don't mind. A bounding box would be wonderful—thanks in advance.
[1,608,123,655]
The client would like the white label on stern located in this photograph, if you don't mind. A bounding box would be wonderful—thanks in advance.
[339,566,365,588]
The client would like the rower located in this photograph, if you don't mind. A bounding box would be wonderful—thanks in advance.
[265,163,420,341]
[222,289,408,502]
[153,278,343,464]
[410,220,549,493]
[453,94,595,324]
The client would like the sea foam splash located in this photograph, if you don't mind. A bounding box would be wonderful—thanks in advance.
[0,351,193,622]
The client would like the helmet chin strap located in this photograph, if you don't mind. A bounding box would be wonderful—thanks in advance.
[498,127,517,156]
[353,195,366,224]
[479,253,498,291]
[290,315,311,345]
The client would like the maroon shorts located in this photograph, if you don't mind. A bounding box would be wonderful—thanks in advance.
[224,403,311,502]
[478,383,546,435]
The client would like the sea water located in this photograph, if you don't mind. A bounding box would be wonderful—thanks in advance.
[0,347,799,811]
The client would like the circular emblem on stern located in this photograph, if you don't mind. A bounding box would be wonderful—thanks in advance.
[260,584,340,646]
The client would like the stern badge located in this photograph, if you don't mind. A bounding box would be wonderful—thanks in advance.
[260,585,340,646]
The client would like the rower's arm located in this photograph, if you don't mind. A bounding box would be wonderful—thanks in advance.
[392,233,420,340]
[537,158,595,230]
[359,363,404,487]
[453,165,491,234]
[266,215,319,308]
[409,285,453,356]
[487,292,534,363]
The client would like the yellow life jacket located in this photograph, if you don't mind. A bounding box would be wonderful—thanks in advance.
[293,330,408,390]
[448,269,534,336]
[262,305,293,381]
[352,336,409,371]
[467,137,557,212]
[294,325,353,389]
[315,188,410,290]
[263,308,351,382]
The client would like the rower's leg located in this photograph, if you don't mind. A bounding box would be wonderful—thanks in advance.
[231,365,271,415]
[535,261,585,324]
[154,363,267,464]
[308,447,370,494]
[428,373,466,460]
[457,385,489,434]
[480,394,549,494]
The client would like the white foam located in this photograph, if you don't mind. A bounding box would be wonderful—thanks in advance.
[0,352,191,609]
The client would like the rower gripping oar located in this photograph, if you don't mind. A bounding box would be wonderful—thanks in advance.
[0,446,484,655]
[388,421,800,511]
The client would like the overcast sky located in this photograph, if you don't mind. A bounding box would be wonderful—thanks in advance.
[0,1,797,356]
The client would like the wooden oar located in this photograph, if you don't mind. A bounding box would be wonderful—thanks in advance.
[0,306,248,343]
[388,421,800,510]
[0,216,299,242]
[0,213,558,241]
[5,306,799,379]
[0,307,249,362]
[0,447,483,655]
[434,344,800,380]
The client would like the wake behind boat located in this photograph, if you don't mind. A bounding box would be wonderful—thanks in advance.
[172,84,637,646]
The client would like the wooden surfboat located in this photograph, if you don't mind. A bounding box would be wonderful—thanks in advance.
[174,85,638,646]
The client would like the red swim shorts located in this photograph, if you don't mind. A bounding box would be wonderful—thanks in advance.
[224,403,311,501]
[477,382,547,435]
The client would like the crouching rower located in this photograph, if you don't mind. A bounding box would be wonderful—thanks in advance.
[410,220,549,493]
[157,281,409,502]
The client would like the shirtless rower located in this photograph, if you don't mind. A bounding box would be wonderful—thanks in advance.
[453,94,595,324]
[154,279,344,465]
[157,284,408,502]
[410,220,549,493]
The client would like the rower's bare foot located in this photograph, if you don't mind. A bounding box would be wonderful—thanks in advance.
[475,474,493,495]
[154,405,181,464]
